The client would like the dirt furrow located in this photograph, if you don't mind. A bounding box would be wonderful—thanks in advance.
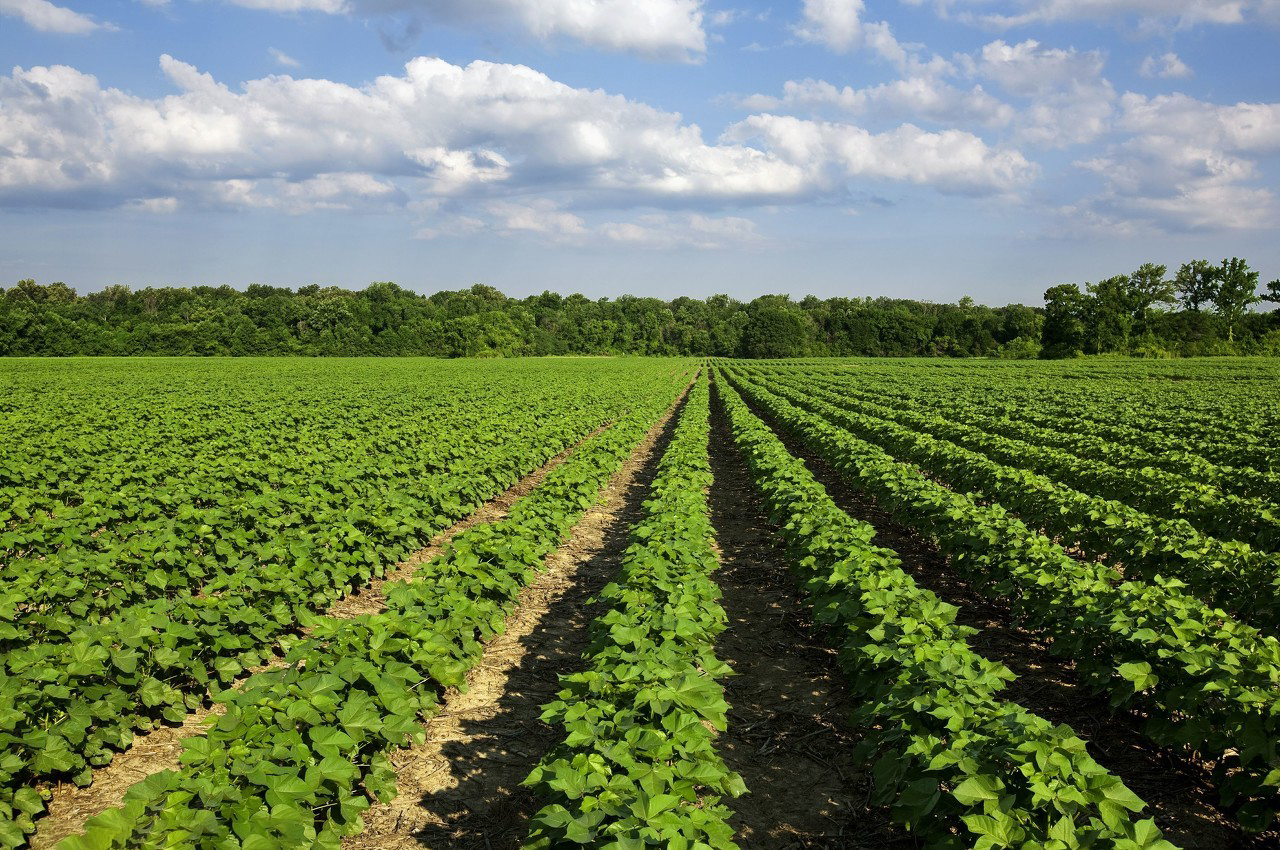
[341,391,687,850]
[31,423,612,850]
[737,390,1270,850]
[708,384,915,850]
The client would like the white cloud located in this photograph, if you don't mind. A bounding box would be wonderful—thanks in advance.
[599,212,761,249]
[0,55,1034,220]
[227,0,708,60]
[1117,93,1280,152]
[742,77,1014,128]
[1067,93,1280,231]
[1138,52,1192,78]
[486,199,587,241]
[963,39,1116,146]
[966,38,1105,96]
[791,0,907,63]
[268,47,302,68]
[0,0,110,33]
[725,114,1037,195]
[416,203,761,249]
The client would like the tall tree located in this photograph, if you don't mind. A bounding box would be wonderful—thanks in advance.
[1130,263,1175,307]
[1040,283,1089,358]
[1212,257,1262,343]
[1175,260,1219,312]
[1086,275,1137,352]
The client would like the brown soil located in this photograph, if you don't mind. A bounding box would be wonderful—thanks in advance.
[341,387,689,850]
[708,382,917,850]
[737,388,1274,850]
[31,423,613,850]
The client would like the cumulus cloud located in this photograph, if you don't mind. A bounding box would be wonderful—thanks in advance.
[962,39,1116,146]
[791,0,908,63]
[227,0,708,60]
[0,55,1035,221]
[741,77,1014,128]
[0,0,111,33]
[1117,93,1280,152]
[965,38,1105,95]
[725,114,1037,195]
[485,199,588,241]
[1068,93,1280,231]
[1139,52,1192,78]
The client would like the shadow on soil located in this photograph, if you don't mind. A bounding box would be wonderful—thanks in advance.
[401,401,684,850]
[732,378,1273,850]
[708,380,918,850]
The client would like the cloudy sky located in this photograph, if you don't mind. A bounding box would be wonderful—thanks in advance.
[1,0,1277,304]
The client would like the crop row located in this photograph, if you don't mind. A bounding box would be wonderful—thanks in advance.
[722,369,1280,832]
[45,377,687,850]
[2,380,642,644]
[715,373,1171,849]
[0,366,691,850]
[775,369,1280,549]
[736,367,1280,634]
[759,363,1280,506]
[0,405,608,846]
[524,377,745,848]
[769,361,1277,475]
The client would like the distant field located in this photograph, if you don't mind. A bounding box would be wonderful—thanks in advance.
[2,357,1278,850]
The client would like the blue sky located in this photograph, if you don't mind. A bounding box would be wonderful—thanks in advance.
[1,0,1277,305]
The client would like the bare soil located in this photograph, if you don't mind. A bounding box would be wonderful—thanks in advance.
[30,423,613,850]
[737,388,1274,850]
[708,382,917,850]
[341,389,689,850]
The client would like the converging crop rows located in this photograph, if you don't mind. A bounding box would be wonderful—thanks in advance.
[1,357,1277,849]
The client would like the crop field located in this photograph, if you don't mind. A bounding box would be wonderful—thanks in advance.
[1,356,1278,850]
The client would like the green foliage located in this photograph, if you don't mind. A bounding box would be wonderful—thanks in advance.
[715,372,1173,849]
[726,364,1280,832]
[523,378,744,848]
[1212,257,1262,343]
[0,359,693,848]
[2,279,1072,359]
[45,368,687,850]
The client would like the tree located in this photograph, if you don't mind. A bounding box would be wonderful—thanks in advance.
[740,299,811,358]
[1128,263,1175,333]
[1085,275,1136,352]
[1175,260,1219,312]
[1040,283,1088,358]
[1211,257,1261,343]
[1262,279,1280,305]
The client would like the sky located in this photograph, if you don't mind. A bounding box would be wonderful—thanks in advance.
[1,1,1278,305]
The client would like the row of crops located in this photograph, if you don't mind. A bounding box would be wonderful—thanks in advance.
[2,356,1277,848]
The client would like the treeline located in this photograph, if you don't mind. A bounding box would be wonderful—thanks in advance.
[1042,259,1280,358]
[0,281,1044,358]
[1,261,1277,358]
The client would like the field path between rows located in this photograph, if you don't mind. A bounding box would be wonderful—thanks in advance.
[32,418,616,850]
[735,388,1276,850]
[339,385,688,849]
[706,382,915,850]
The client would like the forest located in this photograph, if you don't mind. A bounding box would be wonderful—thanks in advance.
[2,258,1277,358]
